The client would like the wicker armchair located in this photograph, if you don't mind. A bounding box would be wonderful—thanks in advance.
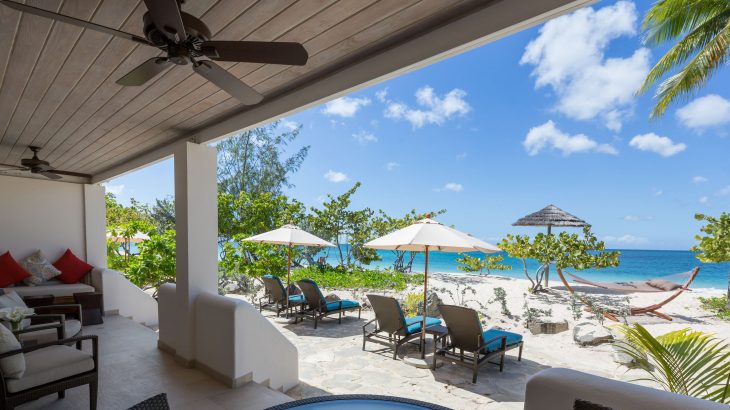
[0,332,98,410]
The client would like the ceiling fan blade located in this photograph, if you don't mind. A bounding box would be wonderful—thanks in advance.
[193,61,263,105]
[201,41,308,66]
[0,0,153,46]
[116,57,171,86]
[39,171,62,180]
[143,0,187,42]
[49,169,92,179]
[0,163,28,171]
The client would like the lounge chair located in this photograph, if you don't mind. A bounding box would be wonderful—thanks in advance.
[363,294,442,360]
[295,279,361,328]
[259,275,305,318]
[434,304,523,383]
[556,267,700,321]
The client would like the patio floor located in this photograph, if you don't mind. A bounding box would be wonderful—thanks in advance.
[268,311,540,410]
[17,315,291,410]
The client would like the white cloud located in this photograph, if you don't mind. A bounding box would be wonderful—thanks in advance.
[523,120,617,156]
[384,86,471,128]
[375,88,388,103]
[520,1,649,131]
[280,120,300,131]
[323,170,349,183]
[623,215,640,221]
[693,176,708,184]
[456,152,467,160]
[628,133,686,157]
[699,196,709,204]
[103,183,125,196]
[442,183,463,192]
[652,188,664,197]
[716,185,730,197]
[603,234,648,246]
[385,162,400,171]
[353,131,377,144]
[322,97,371,118]
[676,94,730,129]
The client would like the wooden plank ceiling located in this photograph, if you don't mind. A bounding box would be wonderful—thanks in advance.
[0,0,480,180]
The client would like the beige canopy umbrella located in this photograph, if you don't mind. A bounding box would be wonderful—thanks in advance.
[244,224,334,300]
[365,218,499,356]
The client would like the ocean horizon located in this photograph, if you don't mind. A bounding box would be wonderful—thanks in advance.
[317,247,729,290]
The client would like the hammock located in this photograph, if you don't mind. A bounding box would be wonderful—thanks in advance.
[566,270,695,293]
[556,267,700,321]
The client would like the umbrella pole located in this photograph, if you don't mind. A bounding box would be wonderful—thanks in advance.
[545,225,552,288]
[286,244,292,315]
[421,245,429,359]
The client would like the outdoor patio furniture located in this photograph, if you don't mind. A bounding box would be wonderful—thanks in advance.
[259,275,305,318]
[0,327,98,410]
[0,291,82,346]
[556,267,700,321]
[434,304,523,383]
[74,292,104,326]
[294,279,361,329]
[363,294,442,360]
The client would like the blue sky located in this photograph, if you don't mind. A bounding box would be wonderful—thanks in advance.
[106,1,730,251]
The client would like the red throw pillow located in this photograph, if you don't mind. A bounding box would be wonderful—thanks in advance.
[53,249,93,284]
[0,251,31,287]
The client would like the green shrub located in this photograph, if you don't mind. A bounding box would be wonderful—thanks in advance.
[289,266,423,292]
[403,292,423,316]
[699,296,730,320]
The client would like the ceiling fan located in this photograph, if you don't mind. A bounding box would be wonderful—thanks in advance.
[0,146,91,180]
[0,0,309,105]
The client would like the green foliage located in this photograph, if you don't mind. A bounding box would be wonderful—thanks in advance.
[493,287,511,317]
[403,292,424,316]
[522,295,552,327]
[569,293,583,321]
[614,324,730,403]
[217,120,310,197]
[500,227,620,293]
[124,230,176,294]
[693,213,730,307]
[457,254,511,275]
[699,296,730,320]
[291,266,423,292]
[637,0,730,118]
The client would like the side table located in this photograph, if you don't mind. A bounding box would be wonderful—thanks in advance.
[74,292,104,326]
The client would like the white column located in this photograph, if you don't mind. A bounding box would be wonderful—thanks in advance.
[173,142,218,364]
[84,184,107,268]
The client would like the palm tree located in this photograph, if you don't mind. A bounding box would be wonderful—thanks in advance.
[637,0,730,118]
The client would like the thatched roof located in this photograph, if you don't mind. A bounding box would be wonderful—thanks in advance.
[512,204,589,227]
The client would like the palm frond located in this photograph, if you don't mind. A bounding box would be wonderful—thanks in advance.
[643,0,729,45]
[650,22,730,117]
[613,324,730,404]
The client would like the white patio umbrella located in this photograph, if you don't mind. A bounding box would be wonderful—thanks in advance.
[106,231,150,243]
[244,225,334,302]
[365,218,499,356]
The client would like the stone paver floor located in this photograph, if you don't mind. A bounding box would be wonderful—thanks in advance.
[267,311,545,410]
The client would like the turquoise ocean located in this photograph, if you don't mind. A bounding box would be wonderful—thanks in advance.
[317,247,729,290]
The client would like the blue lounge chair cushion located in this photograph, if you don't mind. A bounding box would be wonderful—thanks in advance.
[288,294,305,303]
[404,316,442,334]
[482,329,523,352]
[325,299,360,312]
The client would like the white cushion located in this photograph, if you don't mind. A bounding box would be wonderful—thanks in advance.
[6,344,94,393]
[9,283,95,298]
[19,319,82,345]
[21,250,62,286]
[0,323,24,379]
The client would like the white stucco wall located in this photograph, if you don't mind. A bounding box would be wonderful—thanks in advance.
[0,175,87,261]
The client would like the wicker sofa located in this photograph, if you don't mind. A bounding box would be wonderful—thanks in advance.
[3,268,102,302]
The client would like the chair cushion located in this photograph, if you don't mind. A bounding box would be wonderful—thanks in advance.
[0,252,30,287]
[9,283,95,298]
[482,329,523,352]
[20,319,82,345]
[6,344,94,393]
[405,316,441,334]
[324,299,360,312]
[0,323,24,379]
[288,294,305,303]
[53,249,93,284]
[21,250,62,286]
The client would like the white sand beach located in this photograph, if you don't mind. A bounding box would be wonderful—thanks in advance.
[261,272,730,409]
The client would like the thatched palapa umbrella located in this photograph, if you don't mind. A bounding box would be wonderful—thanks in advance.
[512,204,590,287]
